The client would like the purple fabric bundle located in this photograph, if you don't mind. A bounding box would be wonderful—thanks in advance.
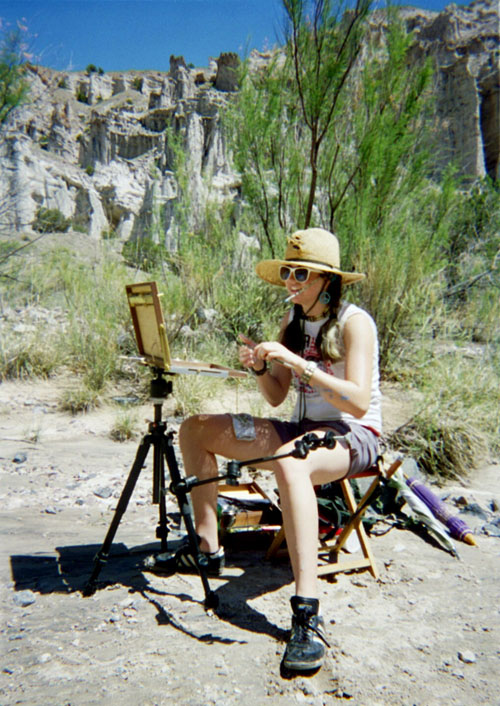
[406,477,477,545]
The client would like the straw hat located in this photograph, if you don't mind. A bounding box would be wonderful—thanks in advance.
[255,228,365,286]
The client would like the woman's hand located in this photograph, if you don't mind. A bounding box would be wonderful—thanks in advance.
[238,334,293,406]
[253,340,300,370]
[238,334,265,371]
[238,334,302,373]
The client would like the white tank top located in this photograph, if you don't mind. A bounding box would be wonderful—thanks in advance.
[289,301,382,434]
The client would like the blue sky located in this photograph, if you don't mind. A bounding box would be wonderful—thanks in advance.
[1,0,467,72]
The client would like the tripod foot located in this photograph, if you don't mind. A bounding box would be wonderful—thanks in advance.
[204,591,219,612]
[82,582,96,597]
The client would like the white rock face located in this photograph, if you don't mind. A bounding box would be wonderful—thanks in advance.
[0,1,497,242]
[1,54,238,242]
[401,0,499,180]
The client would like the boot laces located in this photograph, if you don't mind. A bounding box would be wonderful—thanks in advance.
[294,611,331,648]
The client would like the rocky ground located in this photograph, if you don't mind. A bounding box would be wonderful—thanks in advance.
[0,377,499,706]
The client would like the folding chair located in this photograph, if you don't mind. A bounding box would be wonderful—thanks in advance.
[265,457,402,579]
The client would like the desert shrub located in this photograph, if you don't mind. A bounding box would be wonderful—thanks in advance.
[85,64,104,75]
[109,409,139,441]
[387,343,499,478]
[132,77,143,91]
[0,333,65,380]
[0,244,132,394]
[59,384,101,414]
[122,236,169,272]
[76,89,89,104]
[32,207,70,233]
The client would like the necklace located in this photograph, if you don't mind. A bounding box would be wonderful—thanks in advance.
[304,311,327,322]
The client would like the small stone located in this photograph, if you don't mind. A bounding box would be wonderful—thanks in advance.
[12,452,27,464]
[94,487,113,499]
[112,396,140,406]
[458,650,477,664]
[13,590,36,607]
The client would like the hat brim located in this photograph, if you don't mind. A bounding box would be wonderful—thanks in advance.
[255,259,365,287]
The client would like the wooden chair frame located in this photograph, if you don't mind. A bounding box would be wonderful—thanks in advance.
[266,457,402,579]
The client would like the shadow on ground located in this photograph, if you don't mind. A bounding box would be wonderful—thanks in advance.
[9,538,291,644]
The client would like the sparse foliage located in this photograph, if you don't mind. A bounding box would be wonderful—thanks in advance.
[32,207,71,233]
[0,22,30,126]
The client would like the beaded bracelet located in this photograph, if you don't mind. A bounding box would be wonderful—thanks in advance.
[300,360,317,385]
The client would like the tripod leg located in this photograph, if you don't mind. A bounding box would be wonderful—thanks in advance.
[152,436,169,552]
[83,435,151,596]
[163,435,219,611]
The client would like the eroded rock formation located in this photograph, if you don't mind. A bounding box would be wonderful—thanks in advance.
[0,0,497,244]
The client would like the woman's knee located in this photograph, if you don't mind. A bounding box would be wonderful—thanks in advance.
[179,414,210,449]
[273,456,312,490]
[178,413,230,452]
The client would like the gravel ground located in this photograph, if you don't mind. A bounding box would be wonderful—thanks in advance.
[1,379,499,706]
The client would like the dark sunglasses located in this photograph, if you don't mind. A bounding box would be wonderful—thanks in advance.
[279,265,318,283]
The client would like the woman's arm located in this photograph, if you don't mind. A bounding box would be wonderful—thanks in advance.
[313,313,375,418]
[254,313,375,417]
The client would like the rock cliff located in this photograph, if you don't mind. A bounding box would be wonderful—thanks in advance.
[0,0,497,244]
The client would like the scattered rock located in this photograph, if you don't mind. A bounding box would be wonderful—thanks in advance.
[458,650,477,664]
[483,518,500,537]
[94,487,113,499]
[13,590,36,607]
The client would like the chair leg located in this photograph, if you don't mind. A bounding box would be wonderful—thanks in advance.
[265,526,286,559]
[318,478,378,578]
[266,459,403,577]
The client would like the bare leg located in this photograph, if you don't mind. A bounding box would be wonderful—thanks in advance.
[178,413,282,553]
[180,415,351,597]
[272,437,351,598]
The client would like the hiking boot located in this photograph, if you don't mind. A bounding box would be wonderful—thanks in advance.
[282,596,329,672]
[143,537,225,577]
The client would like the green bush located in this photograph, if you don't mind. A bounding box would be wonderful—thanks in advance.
[122,236,169,271]
[132,77,143,92]
[85,64,104,75]
[32,207,71,233]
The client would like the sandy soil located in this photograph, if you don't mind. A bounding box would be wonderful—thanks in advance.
[1,377,499,706]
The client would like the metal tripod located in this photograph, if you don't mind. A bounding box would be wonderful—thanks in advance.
[83,368,223,609]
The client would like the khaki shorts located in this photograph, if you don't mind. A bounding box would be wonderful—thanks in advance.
[268,418,380,478]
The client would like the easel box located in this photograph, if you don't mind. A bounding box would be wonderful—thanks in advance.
[218,481,281,531]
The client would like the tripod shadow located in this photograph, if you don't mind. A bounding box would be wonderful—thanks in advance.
[8,540,290,644]
[9,542,151,596]
[210,551,291,642]
[138,540,291,643]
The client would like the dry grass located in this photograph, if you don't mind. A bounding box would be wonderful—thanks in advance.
[386,342,499,480]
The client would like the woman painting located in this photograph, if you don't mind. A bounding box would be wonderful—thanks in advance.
[156,228,382,672]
